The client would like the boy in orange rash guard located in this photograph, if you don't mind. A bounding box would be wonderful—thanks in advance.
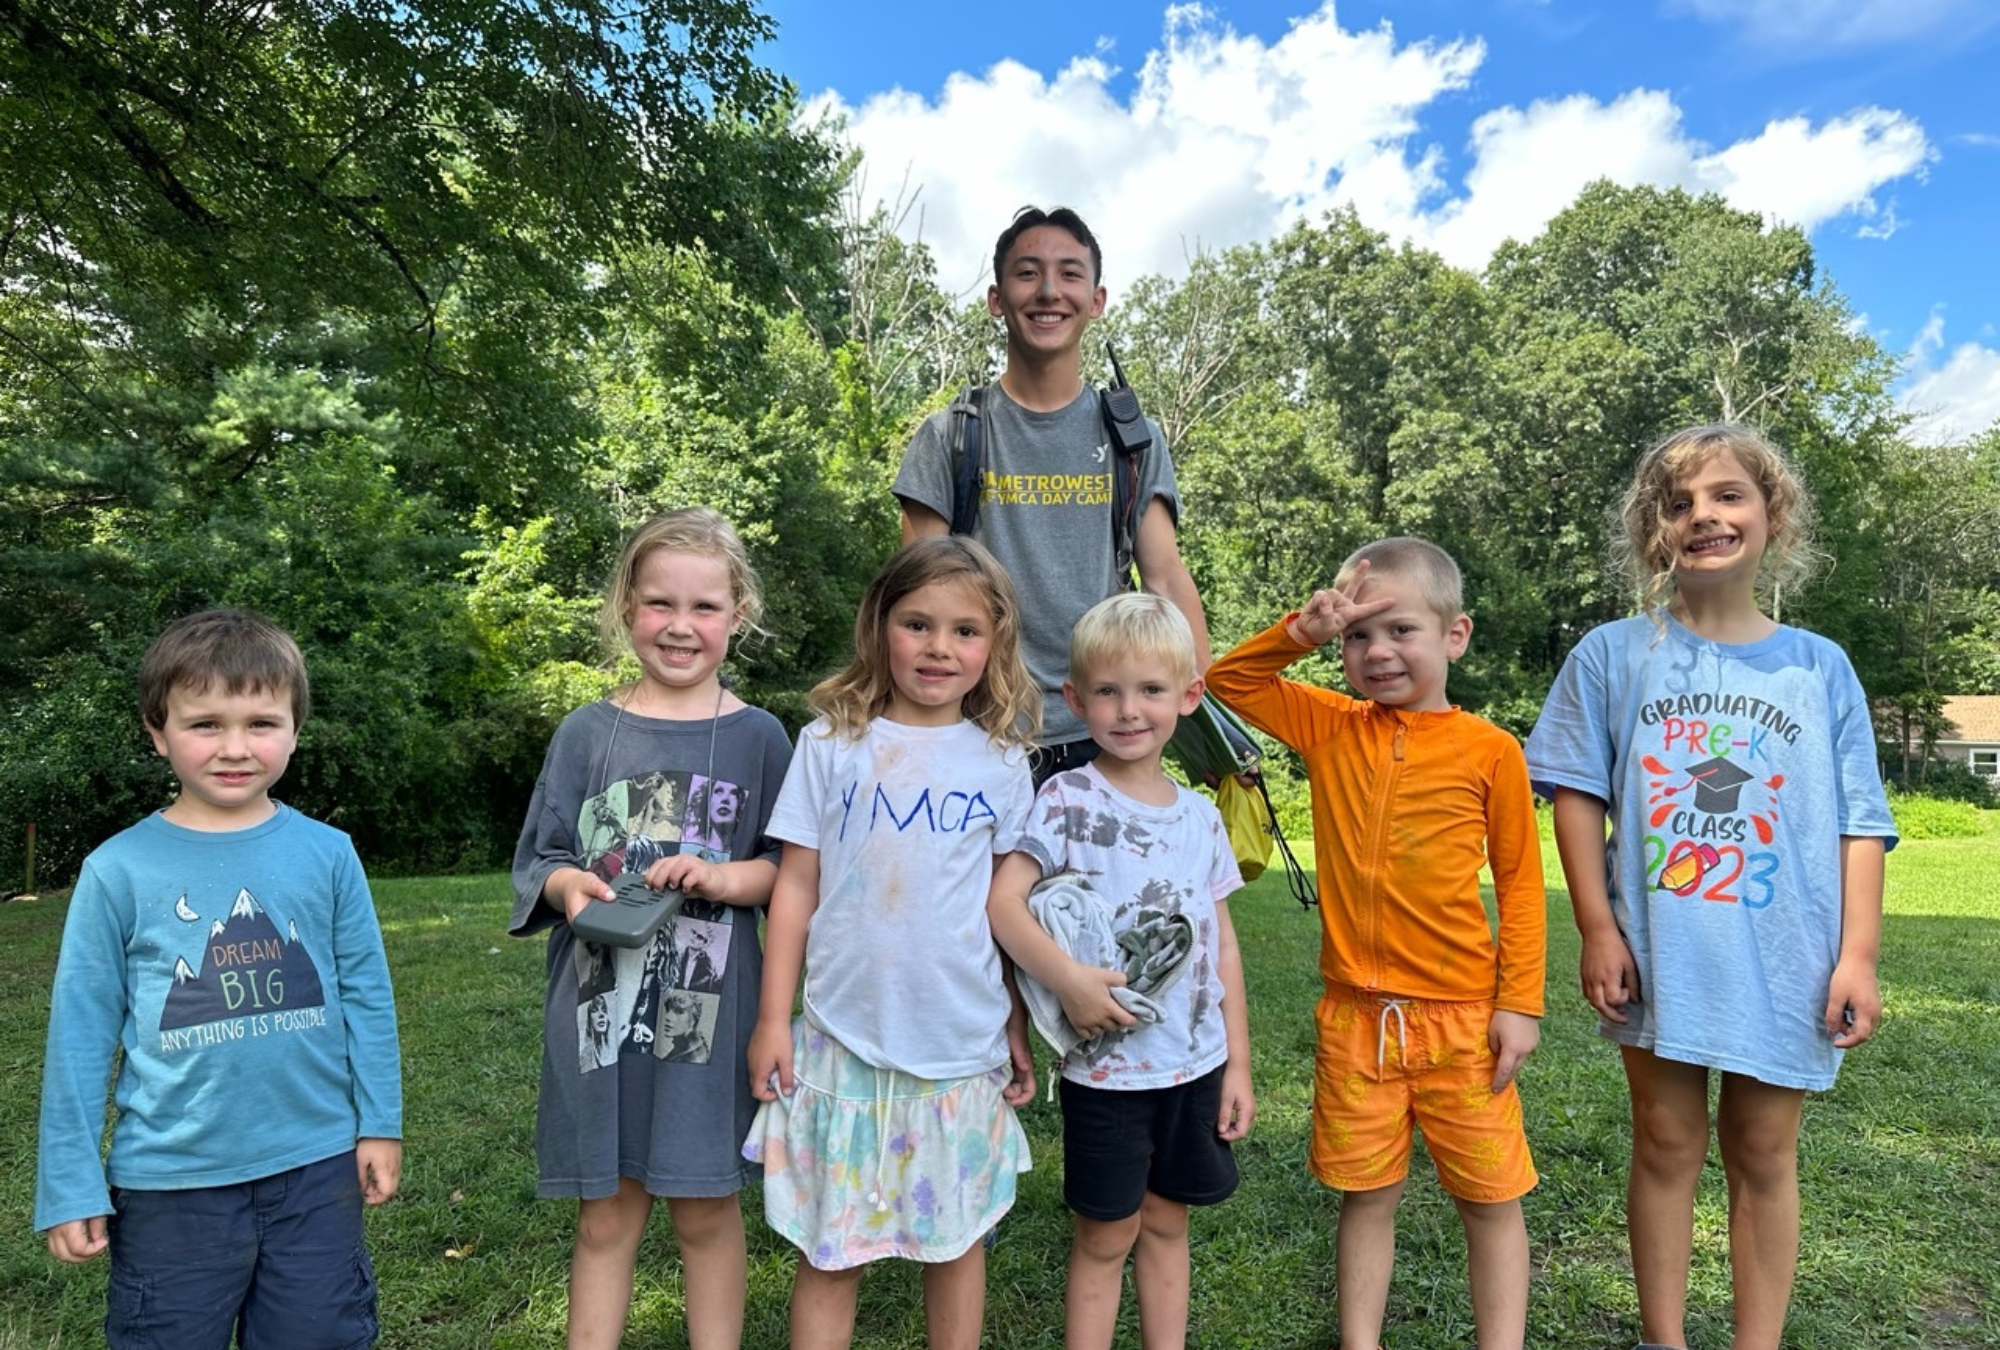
[1207,537,1545,1350]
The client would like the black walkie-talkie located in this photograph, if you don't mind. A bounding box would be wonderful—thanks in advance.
[1101,341,1152,459]
[570,872,686,949]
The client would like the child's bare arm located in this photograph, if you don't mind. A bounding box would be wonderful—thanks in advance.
[1552,787,1639,1022]
[1214,898,1256,1141]
[1827,834,1886,1048]
[749,843,818,1100]
[998,955,1038,1106]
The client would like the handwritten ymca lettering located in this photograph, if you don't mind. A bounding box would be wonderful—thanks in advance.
[836,781,1000,841]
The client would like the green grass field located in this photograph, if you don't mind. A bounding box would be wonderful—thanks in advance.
[2,816,1996,1348]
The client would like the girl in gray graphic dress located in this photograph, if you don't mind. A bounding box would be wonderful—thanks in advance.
[511,508,791,1350]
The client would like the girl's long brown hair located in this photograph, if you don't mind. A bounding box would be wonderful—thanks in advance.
[811,536,1041,748]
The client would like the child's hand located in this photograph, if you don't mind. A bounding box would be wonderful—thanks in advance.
[1286,563,1397,647]
[1056,962,1135,1037]
[747,1017,794,1102]
[1003,1017,1038,1107]
[1579,930,1640,1023]
[552,868,614,923]
[45,1216,107,1264]
[1486,1010,1541,1091]
[356,1137,402,1205]
[1826,955,1882,1048]
[1217,1062,1256,1141]
[645,853,716,898]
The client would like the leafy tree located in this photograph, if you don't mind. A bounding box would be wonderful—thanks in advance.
[1486,182,1902,666]
[1855,434,2000,778]
[0,0,842,880]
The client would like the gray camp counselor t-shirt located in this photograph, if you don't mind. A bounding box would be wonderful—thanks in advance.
[894,384,1182,746]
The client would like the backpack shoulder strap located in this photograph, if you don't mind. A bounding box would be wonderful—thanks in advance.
[946,383,985,537]
[1099,344,1152,577]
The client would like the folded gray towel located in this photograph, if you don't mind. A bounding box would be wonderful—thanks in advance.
[1018,873,1195,1060]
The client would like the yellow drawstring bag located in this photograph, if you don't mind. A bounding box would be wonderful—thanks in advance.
[1216,774,1273,880]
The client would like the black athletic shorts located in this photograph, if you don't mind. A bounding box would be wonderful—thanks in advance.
[1058,1063,1240,1221]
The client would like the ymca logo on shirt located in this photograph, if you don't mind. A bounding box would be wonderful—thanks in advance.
[983,467,1112,508]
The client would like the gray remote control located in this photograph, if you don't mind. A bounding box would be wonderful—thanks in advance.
[570,872,685,949]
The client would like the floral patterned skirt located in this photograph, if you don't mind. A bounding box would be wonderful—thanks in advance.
[742,1016,1031,1269]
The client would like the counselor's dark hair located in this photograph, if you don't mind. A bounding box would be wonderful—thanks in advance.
[993,205,1103,285]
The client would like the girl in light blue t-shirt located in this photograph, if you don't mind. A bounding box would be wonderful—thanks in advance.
[1527,424,1895,1350]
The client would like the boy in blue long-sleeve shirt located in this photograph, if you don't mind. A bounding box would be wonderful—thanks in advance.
[35,609,402,1350]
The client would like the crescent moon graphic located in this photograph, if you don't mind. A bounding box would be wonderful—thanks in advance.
[174,895,198,922]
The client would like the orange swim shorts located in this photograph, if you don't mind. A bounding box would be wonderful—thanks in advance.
[1308,983,1537,1203]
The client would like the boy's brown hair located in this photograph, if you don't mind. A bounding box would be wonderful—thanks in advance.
[993,205,1103,284]
[139,609,310,729]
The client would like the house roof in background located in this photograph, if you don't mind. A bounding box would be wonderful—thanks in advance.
[1940,696,2000,744]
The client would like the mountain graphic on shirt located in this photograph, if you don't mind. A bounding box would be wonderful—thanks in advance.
[159,887,327,1030]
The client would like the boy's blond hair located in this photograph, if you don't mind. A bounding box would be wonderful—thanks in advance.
[1333,537,1465,623]
[140,609,310,730]
[1068,592,1197,686]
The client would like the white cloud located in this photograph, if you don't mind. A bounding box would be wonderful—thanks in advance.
[1417,92,1680,264]
[1703,110,1931,232]
[1672,0,2000,51]
[824,2,1484,292]
[1901,312,2000,445]
[820,3,1932,290]
[1408,98,1932,267]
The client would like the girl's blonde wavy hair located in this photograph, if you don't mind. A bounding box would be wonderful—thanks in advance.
[810,536,1041,748]
[600,506,767,655]
[1617,423,1821,621]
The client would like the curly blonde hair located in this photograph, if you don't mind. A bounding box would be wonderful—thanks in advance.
[600,507,766,657]
[811,536,1041,748]
[1617,423,1820,619]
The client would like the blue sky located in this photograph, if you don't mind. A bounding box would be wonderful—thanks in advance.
[758,0,2000,442]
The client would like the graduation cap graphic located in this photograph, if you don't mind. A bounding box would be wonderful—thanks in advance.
[1685,756,1754,814]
